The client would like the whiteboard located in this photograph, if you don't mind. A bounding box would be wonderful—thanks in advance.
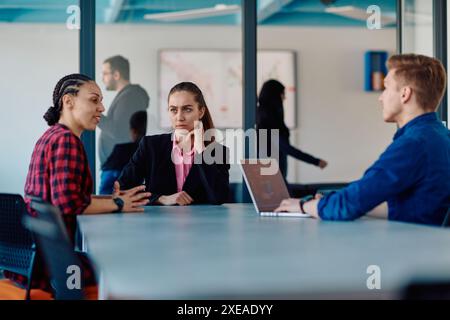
[158,49,297,128]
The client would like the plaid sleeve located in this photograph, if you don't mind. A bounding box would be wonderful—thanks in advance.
[48,133,92,216]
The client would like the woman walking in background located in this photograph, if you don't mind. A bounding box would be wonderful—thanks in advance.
[257,79,328,179]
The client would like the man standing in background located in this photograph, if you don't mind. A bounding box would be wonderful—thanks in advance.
[99,55,150,166]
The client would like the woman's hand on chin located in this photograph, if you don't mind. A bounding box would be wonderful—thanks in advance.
[193,120,205,154]
[175,128,192,153]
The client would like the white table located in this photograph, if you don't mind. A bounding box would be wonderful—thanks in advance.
[76,204,450,299]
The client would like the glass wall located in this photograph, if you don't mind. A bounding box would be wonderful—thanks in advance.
[0,0,79,194]
[94,0,243,195]
[401,0,447,126]
[257,0,397,189]
[401,0,433,55]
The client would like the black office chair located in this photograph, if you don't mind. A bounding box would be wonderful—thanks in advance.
[24,199,84,300]
[0,193,36,300]
[442,208,450,227]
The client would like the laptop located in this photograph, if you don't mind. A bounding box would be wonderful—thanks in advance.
[239,159,310,217]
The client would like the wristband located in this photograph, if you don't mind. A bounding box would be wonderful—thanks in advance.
[113,197,124,213]
[299,195,314,214]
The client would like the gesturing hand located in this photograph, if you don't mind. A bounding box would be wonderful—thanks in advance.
[318,160,328,169]
[113,181,151,212]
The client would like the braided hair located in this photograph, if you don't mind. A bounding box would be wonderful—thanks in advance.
[43,73,93,126]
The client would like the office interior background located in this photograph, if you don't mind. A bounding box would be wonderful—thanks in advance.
[0,0,447,196]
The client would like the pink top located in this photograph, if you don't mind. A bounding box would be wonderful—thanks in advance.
[172,137,195,192]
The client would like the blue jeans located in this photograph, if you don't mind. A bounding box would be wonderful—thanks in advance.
[99,170,121,195]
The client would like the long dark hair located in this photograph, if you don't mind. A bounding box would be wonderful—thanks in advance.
[43,73,93,126]
[257,79,289,138]
[168,82,215,145]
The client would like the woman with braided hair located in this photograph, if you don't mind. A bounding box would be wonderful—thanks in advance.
[3,73,151,298]
[32,73,151,219]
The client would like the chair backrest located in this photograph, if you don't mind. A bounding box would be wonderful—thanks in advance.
[24,200,84,300]
[442,208,450,227]
[0,193,36,297]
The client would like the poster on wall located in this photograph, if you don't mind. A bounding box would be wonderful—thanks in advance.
[158,49,297,128]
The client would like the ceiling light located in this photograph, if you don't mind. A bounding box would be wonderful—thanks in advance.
[143,4,241,22]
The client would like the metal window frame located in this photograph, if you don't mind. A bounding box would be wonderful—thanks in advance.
[397,0,402,54]
[433,0,448,123]
[79,0,96,192]
[242,0,257,202]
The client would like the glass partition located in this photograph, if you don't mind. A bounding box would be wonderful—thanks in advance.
[0,0,79,194]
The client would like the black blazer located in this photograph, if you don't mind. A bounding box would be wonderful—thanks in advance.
[118,133,230,205]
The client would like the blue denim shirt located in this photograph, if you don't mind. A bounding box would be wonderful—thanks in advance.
[318,112,450,225]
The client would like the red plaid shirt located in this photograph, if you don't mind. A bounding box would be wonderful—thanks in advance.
[5,123,95,292]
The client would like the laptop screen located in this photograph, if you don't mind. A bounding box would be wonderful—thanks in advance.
[240,159,291,212]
